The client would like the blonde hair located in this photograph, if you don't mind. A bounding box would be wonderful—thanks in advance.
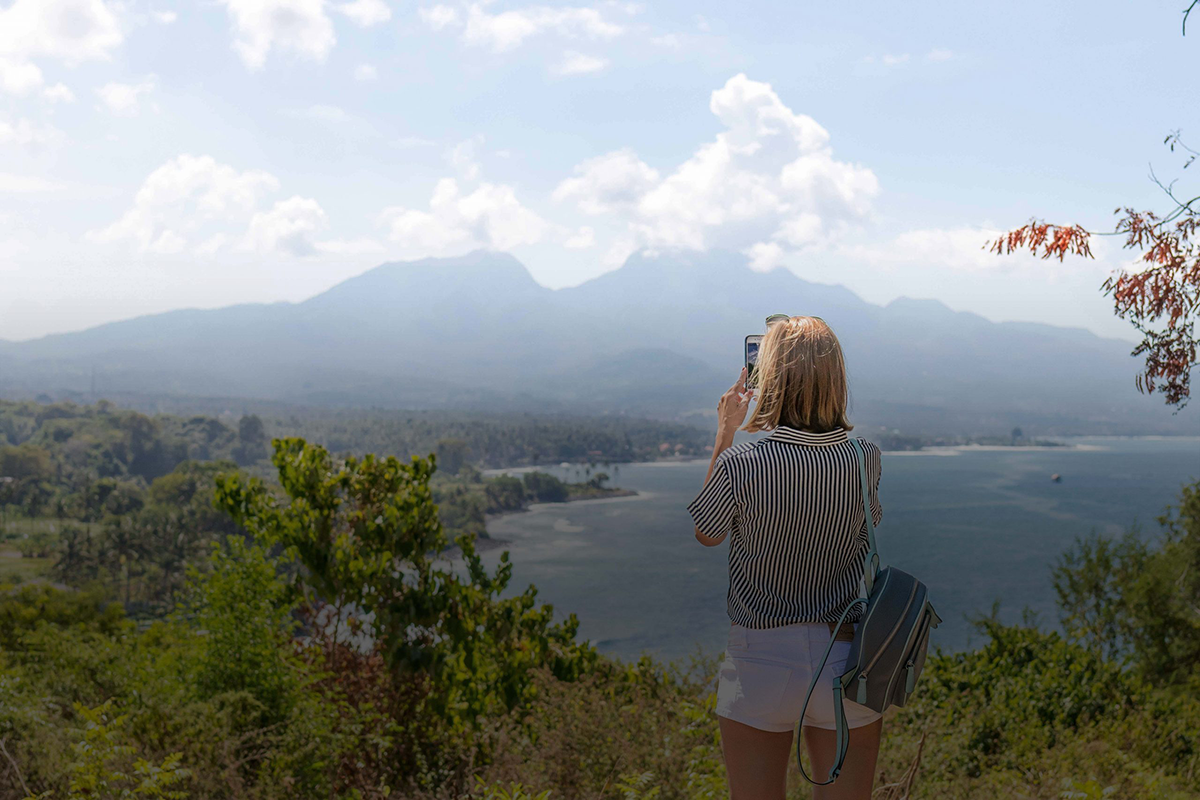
[743,316,853,434]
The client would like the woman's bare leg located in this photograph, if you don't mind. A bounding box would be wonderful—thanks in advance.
[718,716,793,800]
[802,718,882,800]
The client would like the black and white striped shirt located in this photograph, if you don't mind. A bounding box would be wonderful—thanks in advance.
[687,426,883,629]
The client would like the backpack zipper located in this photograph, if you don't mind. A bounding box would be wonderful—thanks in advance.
[850,569,893,671]
[855,579,918,702]
[884,604,932,703]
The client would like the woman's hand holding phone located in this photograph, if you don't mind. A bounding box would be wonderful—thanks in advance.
[716,367,754,447]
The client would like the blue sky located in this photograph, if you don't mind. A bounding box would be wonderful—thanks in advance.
[0,0,1195,341]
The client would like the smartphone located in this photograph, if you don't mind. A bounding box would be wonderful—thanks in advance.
[744,335,763,388]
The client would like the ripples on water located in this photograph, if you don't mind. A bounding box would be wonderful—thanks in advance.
[481,437,1200,663]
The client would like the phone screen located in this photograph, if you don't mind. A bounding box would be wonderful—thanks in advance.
[745,335,763,387]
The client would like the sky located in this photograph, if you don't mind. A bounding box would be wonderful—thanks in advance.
[0,0,1196,342]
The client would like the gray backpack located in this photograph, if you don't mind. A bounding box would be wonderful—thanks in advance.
[797,437,941,785]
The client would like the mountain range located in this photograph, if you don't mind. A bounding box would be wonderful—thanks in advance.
[1,250,1193,436]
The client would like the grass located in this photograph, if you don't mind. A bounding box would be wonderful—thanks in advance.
[0,517,63,583]
[0,551,52,582]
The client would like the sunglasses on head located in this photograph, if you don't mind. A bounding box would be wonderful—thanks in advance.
[765,314,824,327]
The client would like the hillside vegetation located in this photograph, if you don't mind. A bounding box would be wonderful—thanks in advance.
[0,399,1196,798]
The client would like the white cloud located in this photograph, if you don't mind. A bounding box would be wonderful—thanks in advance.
[353,62,378,80]
[926,48,954,62]
[0,1,115,102]
[553,74,878,262]
[314,237,385,254]
[447,135,483,180]
[0,116,63,147]
[0,58,43,95]
[335,0,391,26]
[0,0,123,65]
[419,5,461,30]
[439,3,623,52]
[649,33,682,48]
[564,225,595,249]
[553,148,660,214]
[379,177,548,255]
[89,154,280,253]
[96,78,156,115]
[217,0,336,69]
[841,228,998,272]
[555,50,608,75]
[43,82,74,102]
[838,227,1109,276]
[90,154,365,259]
[242,195,328,256]
[745,241,784,271]
[152,10,178,24]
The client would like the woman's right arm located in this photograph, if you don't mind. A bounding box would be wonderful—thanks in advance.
[691,368,753,546]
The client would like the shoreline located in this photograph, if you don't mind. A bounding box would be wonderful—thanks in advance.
[477,488,640,550]
[482,442,1102,473]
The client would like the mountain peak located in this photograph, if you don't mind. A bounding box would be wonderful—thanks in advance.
[302,250,544,312]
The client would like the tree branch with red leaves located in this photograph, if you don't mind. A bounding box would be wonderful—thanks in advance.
[990,188,1199,408]
[990,7,1199,409]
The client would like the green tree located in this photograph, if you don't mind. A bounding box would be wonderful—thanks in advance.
[436,438,470,476]
[522,472,568,503]
[214,438,595,726]
[45,699,189,800]
[484,474,526,513]
[233,415,268,466]
[0,444,52,480]
[1053,480,1200,686]
[185,537,300,728]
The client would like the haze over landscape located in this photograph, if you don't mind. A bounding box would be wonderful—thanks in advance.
[2,2,1199,797]
[2,248,1190,436]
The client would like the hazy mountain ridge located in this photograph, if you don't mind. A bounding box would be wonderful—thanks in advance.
[0,250,1192,435]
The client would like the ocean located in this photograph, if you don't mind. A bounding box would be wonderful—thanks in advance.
[481,437,1200,663]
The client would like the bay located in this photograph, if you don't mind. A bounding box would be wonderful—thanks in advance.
[482,437,1200,663]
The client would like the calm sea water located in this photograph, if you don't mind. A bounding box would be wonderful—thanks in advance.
[481,437,1200,663]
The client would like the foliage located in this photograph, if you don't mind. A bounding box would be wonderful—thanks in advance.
[38,699,190,800]
[522,472,568,503]
[256,407,710,468]
[0,582,125,651]
[990,7,1200,406]
[183,538,300,728]
[990,139,1198,406]
[214,438,598,731]
[3,394,1199,799]
[1054,480,1200,687]
[473,781,552,800]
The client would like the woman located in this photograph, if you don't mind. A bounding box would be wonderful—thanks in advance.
[687,316,883,800]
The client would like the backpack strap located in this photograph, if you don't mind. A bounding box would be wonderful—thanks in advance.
[850,437,880,595]
[795,437,880,785]
[795,597,866,785]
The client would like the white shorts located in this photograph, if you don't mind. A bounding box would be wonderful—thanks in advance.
[716,622,883,733]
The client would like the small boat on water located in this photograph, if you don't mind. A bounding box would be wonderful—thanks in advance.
[1050,473,1062,483]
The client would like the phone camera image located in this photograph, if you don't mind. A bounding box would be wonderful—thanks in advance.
[744,335,763,387]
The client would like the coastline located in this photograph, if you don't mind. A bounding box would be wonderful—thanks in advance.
[884,442,1106,456]
[480,438,1123,474]
[477,487,641,551]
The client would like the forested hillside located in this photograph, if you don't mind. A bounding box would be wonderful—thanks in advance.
[0,398,1197,797]
[0,399,678,614]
